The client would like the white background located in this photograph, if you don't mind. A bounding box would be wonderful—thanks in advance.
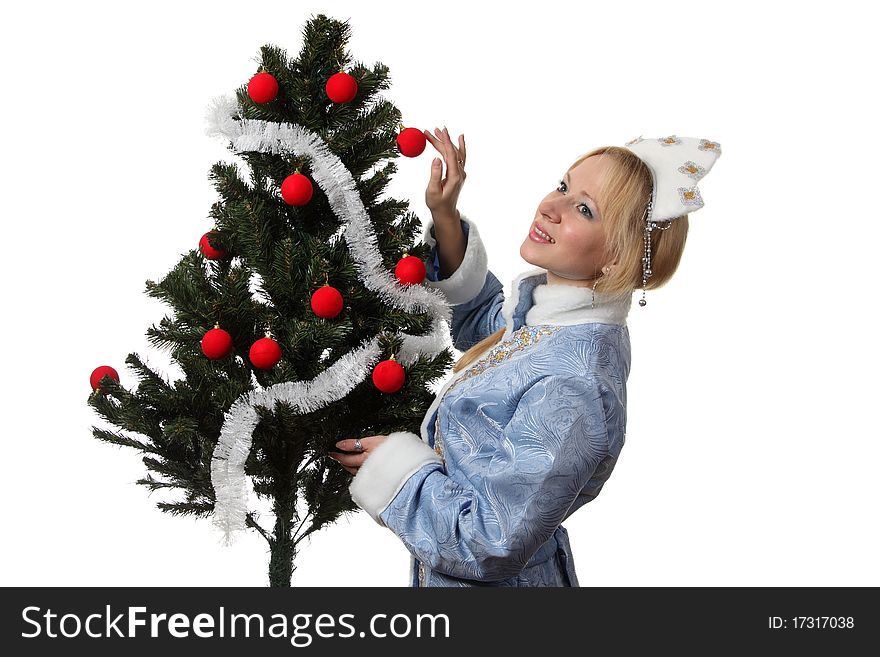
[1,0,877,587]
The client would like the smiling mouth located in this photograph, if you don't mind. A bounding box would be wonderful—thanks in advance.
[529,224,555,244]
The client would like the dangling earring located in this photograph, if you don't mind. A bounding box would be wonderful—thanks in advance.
[590,266,612,309]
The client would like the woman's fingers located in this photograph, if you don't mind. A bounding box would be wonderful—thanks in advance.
[442,127,466,171]
[424,129,440,149]
[429,154,443,187]
[328,434,392,474]
[328,450,369,468]
[423,127,465,190]
[441,126,456,158]
[438,127,464,178]
[326,451,359,475]
[334,435,382,452]
[435,127,453,167]
[428,127,457,158]
[425,129,451,172]
[329,435,386,461]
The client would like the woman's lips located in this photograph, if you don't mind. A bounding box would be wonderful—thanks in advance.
[529,225,553,244]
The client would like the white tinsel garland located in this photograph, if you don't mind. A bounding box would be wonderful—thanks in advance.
[204,94,451,544]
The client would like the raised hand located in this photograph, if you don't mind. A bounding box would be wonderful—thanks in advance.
[424,126,466,219]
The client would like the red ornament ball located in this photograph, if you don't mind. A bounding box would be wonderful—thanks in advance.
[281,172,313,205]
[199,231,228,260]
[202,326,233,360]
[395,255,427,285]
[90,365,119,393]
[250,336,282,370]
[311,285,344,319]
[248,71,279,104]
[396,127,427,157]
[372,358,406,394]
[325,71,358,103]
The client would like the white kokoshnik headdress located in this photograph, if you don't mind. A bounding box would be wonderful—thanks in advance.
[622,135,722,307]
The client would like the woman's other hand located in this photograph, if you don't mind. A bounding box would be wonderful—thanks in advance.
[327,435,389,475]
[424,126,466,219]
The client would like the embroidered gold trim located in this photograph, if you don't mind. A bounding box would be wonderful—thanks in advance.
[433,325,561,465]
[448,325,562,396]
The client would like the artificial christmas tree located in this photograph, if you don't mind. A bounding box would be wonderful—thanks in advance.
[87,14,455,587]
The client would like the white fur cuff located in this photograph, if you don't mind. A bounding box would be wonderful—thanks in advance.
[349,431,443,526]
[422,214,489,305]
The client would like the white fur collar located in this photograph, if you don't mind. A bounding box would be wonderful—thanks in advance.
[501,267,631,341]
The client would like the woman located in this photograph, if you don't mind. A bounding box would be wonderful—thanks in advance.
[328,127,715,587]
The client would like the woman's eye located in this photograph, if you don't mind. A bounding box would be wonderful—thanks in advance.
[556,180,593,219]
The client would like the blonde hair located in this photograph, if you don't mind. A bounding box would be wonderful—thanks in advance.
[451,146,689,374]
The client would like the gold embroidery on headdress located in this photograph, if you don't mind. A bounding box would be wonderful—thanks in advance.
[698,139,721,155]
[678,160,706,180]
[678,186,704,207]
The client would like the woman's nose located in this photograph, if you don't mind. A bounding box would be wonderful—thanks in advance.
[538,200,562,220]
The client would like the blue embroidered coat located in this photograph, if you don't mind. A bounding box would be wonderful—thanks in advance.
[349,214,632,587]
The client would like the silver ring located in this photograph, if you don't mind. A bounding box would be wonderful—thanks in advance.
[354,438,363,452]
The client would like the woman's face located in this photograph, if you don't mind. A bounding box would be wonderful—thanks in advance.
[520,155,612,286]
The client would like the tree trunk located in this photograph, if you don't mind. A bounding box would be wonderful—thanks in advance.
[268,514,296,587]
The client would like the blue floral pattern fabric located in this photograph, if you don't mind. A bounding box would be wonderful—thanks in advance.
[375,219,631,587]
